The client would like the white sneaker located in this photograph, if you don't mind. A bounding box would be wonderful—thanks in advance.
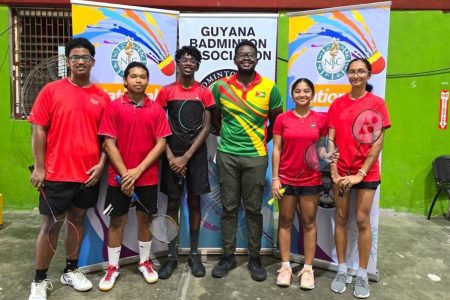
[138,260,158,284]
[99,265,120,292]
[60,269,93,292]
[29,280,53,300]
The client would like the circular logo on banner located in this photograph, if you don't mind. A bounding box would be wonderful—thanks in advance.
[111,38,147,77]
[200,69,236,88]
[316,39,351,80]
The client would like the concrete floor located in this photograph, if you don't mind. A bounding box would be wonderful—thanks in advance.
[0,211,449,300]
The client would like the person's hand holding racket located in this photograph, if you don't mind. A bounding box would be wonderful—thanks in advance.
[168,155,189,177]
[121,167,143,194]
[85,163,103,187]
[30,165,46,189]
[271,178,284,201]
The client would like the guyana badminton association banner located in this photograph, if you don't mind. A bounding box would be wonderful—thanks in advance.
[70,0,178,268]
[286,2,391,279]
[178,13,278,252]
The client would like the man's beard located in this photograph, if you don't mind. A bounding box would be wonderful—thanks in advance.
[237,66,256,76]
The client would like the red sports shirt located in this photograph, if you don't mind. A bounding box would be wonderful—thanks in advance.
[28,78,110,182]
[98,94,172,186]
[328,92,391,182]
[273,110,328,186]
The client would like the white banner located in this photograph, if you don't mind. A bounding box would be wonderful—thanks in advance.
[71,0,179,268]
[286,2,391,280]
[178,13,278,252]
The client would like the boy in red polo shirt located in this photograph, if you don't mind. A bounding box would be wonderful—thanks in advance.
[98,62,171,291]
[28,37,110,300]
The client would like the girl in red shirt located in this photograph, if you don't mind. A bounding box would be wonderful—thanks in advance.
[272,78,328,289]
[328,58,391,298]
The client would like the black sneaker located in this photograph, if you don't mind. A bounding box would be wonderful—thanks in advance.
[158,256,178,279]
[247,256,267,281]
[211,254,237,278]
[188,252,206,277]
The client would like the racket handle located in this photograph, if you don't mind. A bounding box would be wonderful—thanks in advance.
[177,175,184,186]
[114,175,138,203]
[268,188,286,206]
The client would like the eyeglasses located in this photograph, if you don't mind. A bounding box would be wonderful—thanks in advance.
[68,55,95,63]
[347,69,368,76]
[178,58,199,64]
[236,52,257,60]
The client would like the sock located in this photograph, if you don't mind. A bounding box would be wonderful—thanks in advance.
[35,269,48,282]
[138,240,151,264]
[168,240,177,259]
[64,259,78,273]
[357,267,368,279]
[338,263,347,273]
[190,229,199,253]
[281,261,290,269]
[303,264,313,271]
[108,246,122,267]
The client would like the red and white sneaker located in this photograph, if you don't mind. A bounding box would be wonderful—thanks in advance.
[138,260,158,284]
[99,265,120,292]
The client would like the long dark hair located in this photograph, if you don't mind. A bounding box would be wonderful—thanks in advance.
[347,58,373,92]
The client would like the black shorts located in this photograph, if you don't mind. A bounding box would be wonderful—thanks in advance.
[39,181,99,216]
[352,181,380,190]
[160,144,210,199]
[104,185,158,217]
[282,184,322,196]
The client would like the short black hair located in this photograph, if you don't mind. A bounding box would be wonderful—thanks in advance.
[234,40,257,56]
[175,46,202,64]
[65,37,95,57]
[291,78,315,96]
[123,61,149,79]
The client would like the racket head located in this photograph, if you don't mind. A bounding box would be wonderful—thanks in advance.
[178,100,205,132]
[150,214,178,243]
[304,138,338,171]
[47,219,80,258]
[352,109,384,144]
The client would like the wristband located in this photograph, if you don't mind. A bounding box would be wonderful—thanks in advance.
[358,169,367,177]
[272,177,279,180]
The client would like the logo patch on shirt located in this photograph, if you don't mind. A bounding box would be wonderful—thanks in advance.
[90,98,99,105]
[311,123,316,128]
[255,91,266,98]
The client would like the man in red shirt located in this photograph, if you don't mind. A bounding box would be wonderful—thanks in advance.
[156,46,215,279]
[98,62,171,291]
[28,38,110,299]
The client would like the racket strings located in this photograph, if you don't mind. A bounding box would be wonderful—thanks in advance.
[352,110,384,144]
[150,215,178,243]
[178,101,205,132]
[40,187,80,257]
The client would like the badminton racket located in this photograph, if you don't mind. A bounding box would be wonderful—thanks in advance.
[338,109,384,197]
[29,165,80,258]
[112,175,178,243]
[268,138,337,205]
[173,100,206,185]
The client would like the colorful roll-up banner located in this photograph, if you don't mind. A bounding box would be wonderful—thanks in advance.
[286,2,391,280]
[178,13,278,253]
[70,0,179,269]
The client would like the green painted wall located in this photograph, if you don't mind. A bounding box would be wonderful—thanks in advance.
[1,9,449,215]
[0,6,36,210]
[381,11,450,215]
